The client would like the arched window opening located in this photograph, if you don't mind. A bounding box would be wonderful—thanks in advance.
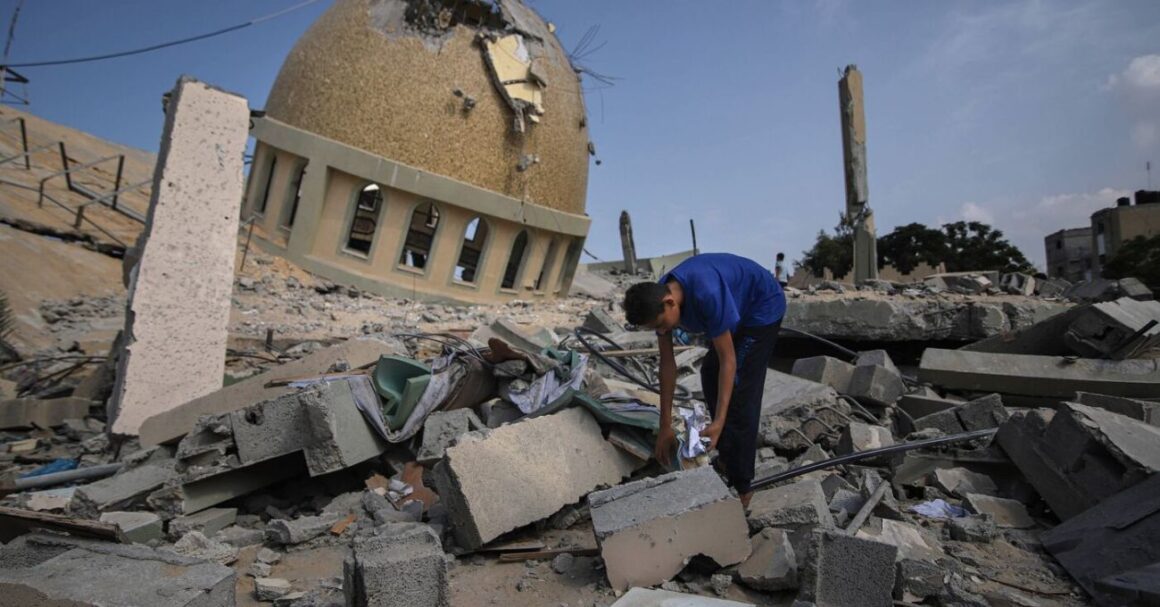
[345,183,383,255]
[399,201,440,269]
[556,239,582,292]
[455,217,489,283]
[535,238,560,291]
[256,155,277,214]
[502,230,529,289]
[283,162,307,228]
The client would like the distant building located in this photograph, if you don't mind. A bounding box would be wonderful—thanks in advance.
[1090,191,1160,275]
[1044,227,1092,283]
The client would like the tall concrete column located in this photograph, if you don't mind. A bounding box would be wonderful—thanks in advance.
[838,65,878,282]
[619,210,637,274]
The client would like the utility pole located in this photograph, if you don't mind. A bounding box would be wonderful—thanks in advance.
[619,210,637,274]
[838,64,878,283]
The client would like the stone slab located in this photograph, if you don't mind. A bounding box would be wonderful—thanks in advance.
[0,533,235,607]
[918,349,1160,399]
[434,407,637,550]
[416,408,485,465]
[99,511,164,543]
[963,493,1034,528]
[109,78,249,436]
[1074,391,1160,427]
[139,337,401,446]
[169,507,237,538]
[70,458,176,517]
[610,588,755,607]
[590,466,750,592]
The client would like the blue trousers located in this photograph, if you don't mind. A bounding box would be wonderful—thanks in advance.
[700,321,781,494]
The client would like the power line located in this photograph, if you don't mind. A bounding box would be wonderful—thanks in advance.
[3,0,323,69]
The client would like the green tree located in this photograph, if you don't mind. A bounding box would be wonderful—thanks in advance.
[877,223,946,274]
[941,221,1034,273]
[800,214,853,278]
[1103,235,1160,291]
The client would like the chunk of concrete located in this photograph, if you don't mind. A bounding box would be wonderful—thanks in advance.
[266,512,343,545]
[847,365,905,407]
[170,530,238,565]
[434,407,637,550]
[1064,298,1160,359]
[169,507,237,538]
[109,78,250,436]
[855,519,939,562]
[1042,473,1160,606]
[140,337,402,446]
[962,493,1034,528]
[70,457,176,517]
[855,350,899,375]
[918,348,1160,399]
[582,307,621,334]
[1074,391,1160,427]
[836,422,894,455]
[254,577,293,601]
[791,356,855,393]
[747,478,833,544]
[931,468,998,498]
[738,527,798,591]
[589,466,750,592]
[0,397,93,429]
[797,530,897,607]
[479,397,523,428]
[955,393,1008,431]
[0,533,235,607]
[299,376,387,476]
[416,408,485,465]
[949,515,996,543]
[610,587,755,607]
[99,511,163,543]
[910,408,965,436]
[761,370,840,420]
[344,523,449,607]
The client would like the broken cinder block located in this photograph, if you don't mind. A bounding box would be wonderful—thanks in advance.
[847,364,905,407]
[416,408,485,465]
[791,356,856,393]
[344,523,449,607]
[590,466,751,592]
[796,530,897,607]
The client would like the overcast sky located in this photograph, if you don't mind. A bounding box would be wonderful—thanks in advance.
[7,0,1160,271]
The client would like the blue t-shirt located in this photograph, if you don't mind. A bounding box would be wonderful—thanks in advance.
[660,253,786,338]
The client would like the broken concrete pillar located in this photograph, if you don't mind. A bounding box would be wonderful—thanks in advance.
[1042,474,1160,606]
[737,527,798,591]
[139,337,402,446]
[791,356,855,393]
[919,348,1160,399]
[434,407,637,550]
[1064,298,1160,359]
[416,408,484,465]
[797,530,897,607]
[0,397,93,429]
[344,523,449,607]
[109,77,250,436]
[847,364,905,407]
[619,210,637,274]
[838,65,877,283]
[590,466,750,592]
[0,533,235,606]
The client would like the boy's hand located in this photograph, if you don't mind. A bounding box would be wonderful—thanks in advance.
[703,420,724,451]
[655,426,676,467]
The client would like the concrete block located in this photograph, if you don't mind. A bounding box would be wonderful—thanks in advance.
[918,348,1160,399]
[610,587,755,607]
[228,390,313,466]
[0,533,235,607]
[910,408,965,436]
[170,530,238,565]
[855,519,939,562]
[1074,391,1160,426]
[847,365,905,407]
[996,411,1096,520]
[344,523,448,607]
[855,350,899,375]
[0,397,93,429]
[216,525,265,547]
[797,530,897,607]
[955,393,1008,431]
[1064,298,1160,359]
[962,493,1034,528]
[895,558,945,603]
[819,473,856,501]
[254,577,293,601]
[747,478,833,541]
[416,408,484,465]
[1042,474,1160,606]
[109,78,249,436]
[836,422,893,455]
[930,468,998,497]
[301,376,388,476]
[266,512,343,545]
[140,337,402,446]
[827,488,865,518]
[791,356,855,393]
[582,307,621,333]
[479,397,523,428]
[590,466,750,592]
[70,458,176,517]
[761,370,840,420]
[169,507,237,538]
[949,515,996,542]
[738,527,798,591]
[169,453,304,515]
[435,407,636,550]
[99,511,164,543]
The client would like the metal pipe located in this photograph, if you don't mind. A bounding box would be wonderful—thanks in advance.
[12,463,122,492]
[750,428,997,492]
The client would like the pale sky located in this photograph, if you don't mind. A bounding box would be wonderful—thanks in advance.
[8,0,1160,271]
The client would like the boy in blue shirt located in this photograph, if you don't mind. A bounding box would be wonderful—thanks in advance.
[623,253,786,507]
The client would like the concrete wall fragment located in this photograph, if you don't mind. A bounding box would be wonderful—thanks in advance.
[109,77,249,436]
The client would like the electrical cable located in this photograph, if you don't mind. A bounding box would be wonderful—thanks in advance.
[4,0,323,69]
[749,428,997,491]
[573,326,694,401]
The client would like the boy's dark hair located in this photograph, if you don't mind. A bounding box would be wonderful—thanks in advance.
[623,282,668,326]
[776,252,785,260]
